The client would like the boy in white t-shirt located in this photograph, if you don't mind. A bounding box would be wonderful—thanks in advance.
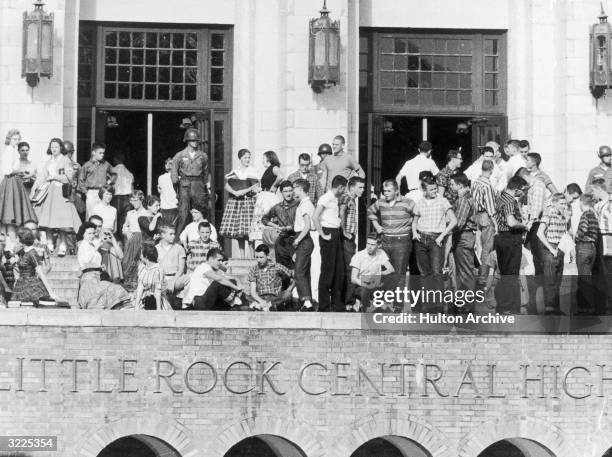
[348,233,395,311]
[292,178,316,311]
[158,158,178,227]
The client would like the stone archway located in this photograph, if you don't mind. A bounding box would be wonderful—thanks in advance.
[77,413,199,457]
[206,416,324,457]
[350,435,432,457]
[330,415,452,457]
[97,434,182,457]
[224,435,307,457]
[457,416,575,457]
[477,438,555,457]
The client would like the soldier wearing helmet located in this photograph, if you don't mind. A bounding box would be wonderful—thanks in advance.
[319,135,365,190]
[313,143,333,190]
[585,145,612,193]
[170,127,210,236]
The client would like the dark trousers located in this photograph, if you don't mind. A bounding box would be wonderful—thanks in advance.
[294,235,314,302]
[576,241,597,314]
[275,234,296,269]
[343,236,356,304]
[346,284,381,309]
[541,246,564,313]
[476,212,495,278]
[111,194,132,238]
[177,179,210,237]
[453,231,476,293]
[161,208,179,228]
[525,222,544,311]
[382,233,412,290]
[318,227,345,311]
[494,232,523,314]
[194,280,234,310]
[414,232,444,311]
[593,235,608,314]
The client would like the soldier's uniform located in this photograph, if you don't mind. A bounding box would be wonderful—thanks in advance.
[170,129,210,236]
[586,146,612,194]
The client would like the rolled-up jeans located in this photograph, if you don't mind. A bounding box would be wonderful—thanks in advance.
[381,233,412,290]
[414,231,444,311]
[294,235,314,302]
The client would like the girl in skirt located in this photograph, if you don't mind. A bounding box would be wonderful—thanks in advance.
[249,150,283,246]
[10,228,56,305]
[121,190,148,292]
[0,130,38,246]
[220,149,260,258]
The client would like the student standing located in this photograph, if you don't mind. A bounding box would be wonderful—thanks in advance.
[292,178,316,311]
[78,143,112,219]
[158,158,179,227]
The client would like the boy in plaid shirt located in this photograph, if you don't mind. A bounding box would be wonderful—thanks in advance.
[186,222,220,272]
[537,193,569,315]
[575,194,600,314]
[248,244,294,311]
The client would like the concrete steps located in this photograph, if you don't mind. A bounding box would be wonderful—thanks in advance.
[44,256,256,308]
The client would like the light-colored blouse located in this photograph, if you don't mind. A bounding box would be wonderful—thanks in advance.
[123,207,148,234]
[77,241,102,270]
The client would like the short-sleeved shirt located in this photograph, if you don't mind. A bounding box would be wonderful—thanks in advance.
[367,197,415,236]
[495,191,522,232]
[78,160,112,193]
[398,154,439,190]
[350,249,389,278]
[247,261,292,296]
[321,152,362,189]
[287,170,323,204]
[186,239,221,271]
[575,209,600,243]
[540,203,568,244]
[138,263,163,297]
[435,166,459,204]
[414,196,452,233]
[158,172,178,209]
[454,193,477,232]
[92,203,117,231]
[339,192,358,236]
[317,191,341,228]
[179,221,218,245]
[155,243,186,275]
[294,198,315,233]
[185,263,213,303]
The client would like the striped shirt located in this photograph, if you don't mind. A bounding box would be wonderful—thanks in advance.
[339,191,358,236]
[596,198,612,234]
[540,202,568,244]
[367,196,415,236]
[413,196,451,234]
[471,176,496,217]
[575,209,600,243]
[186,239,221,272]
[454,192,477,232]
[495,191,522,232]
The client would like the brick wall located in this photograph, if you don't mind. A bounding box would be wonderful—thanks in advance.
[0,310,611,457]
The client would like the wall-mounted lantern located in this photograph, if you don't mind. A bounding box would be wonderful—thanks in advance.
[22,1,54,88]
[308,0,340,93]
[590,4,612,99]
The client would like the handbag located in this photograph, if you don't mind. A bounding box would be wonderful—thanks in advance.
[62,182,72,199]
[30,183,49,205]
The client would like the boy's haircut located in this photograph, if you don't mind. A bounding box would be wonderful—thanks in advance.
[293,178,310,194]
[506,139,520,149]
[366,232,380,242]
[566,183,582,196]
[515,167,530,179]
[145,194,160,208]
[421,176,437,189]
[279,180,294,191]
[519,139,531,149]
[88,215,103,224]
[526,152,541,167]
[298,153,311,163]
[159,223,175,235]
[446,149,461,163]
[481,146,494,155]
[331,175,348,188]
[481,159,494,172]
[207,248,223,260]
[255,244,270,255]
[418,170,434,181]
[348,176,365,188]
[98,184,115,200]
[23,219,37,227]
[418,141,432,152]
[507,176,528,190]
[142,244,158,263]
[131,190,145,201]
[580,193,595,206]
[451,173,470,188]
[382,179,398,190]
[334,135,346,144]
[198,221,211,231]
[91,142,105,153]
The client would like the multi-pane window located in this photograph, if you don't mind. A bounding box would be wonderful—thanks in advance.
[359,35,370,104]
[210,33,225,101]
[78,27,95,100]
[373,32,505,113]
[103,30,199,101]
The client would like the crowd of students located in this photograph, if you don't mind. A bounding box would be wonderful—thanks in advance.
[3,125,612,314]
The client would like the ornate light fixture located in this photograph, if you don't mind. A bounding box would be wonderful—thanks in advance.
[22,1,54,88]
[590,3,612,99]
[308,0,340,93]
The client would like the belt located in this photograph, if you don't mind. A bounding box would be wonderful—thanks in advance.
[165,273,177,277]
[418,231,442,237]
[383,233,411,238]
[82,267,102,273]
[407,188,418,192]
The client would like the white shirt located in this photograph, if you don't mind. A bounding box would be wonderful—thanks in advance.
[110,164,133,195]
[179,220,218,245]
[398,154,440,190]
[158,173,178,209]
[350,249,389,278]
[77,241,102,270]
[317,191,341,228]
[92,203,117,231]
[465,158,504,190]
[183,263,213,304]
[294,198,315,233]
[406,189,424,205]
[506,154,527,179]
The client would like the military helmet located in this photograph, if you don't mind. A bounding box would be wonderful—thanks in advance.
[599,145,612,157]
[318,143,333,156]
[183,128,201,143]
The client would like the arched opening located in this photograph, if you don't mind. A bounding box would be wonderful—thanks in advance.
[350,436,432,457]
[478,439,556,457]
[224,435,306,457]
[97,434,182,457]
[603,447,612,457]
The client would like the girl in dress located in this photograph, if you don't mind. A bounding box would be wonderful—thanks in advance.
[219,149,260,258]
[31,138,81,256]
[14,142,37,190]
[133,243,171,310]
[10,228,56,305]
[76,222,131,309]
[121,190,147,291]
[249,150,283,245]
[0,130,38,246]
[92,185,117,232]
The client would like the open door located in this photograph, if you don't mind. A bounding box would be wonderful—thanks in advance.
[361,113,384,242]
[472,116,507,162]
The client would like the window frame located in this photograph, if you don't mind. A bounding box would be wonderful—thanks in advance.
[370,30,506,115]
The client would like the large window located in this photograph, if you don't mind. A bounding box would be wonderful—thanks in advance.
[367,31,506,114]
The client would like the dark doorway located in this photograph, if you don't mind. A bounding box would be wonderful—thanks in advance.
[350,436,432,457]
[477,439,556,457]
[381,117,422,195]
[97,435,181,457]
[224,435,306,457]
[427,117,473,168]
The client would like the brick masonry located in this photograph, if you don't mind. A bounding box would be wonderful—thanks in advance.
[0,310,610,457]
